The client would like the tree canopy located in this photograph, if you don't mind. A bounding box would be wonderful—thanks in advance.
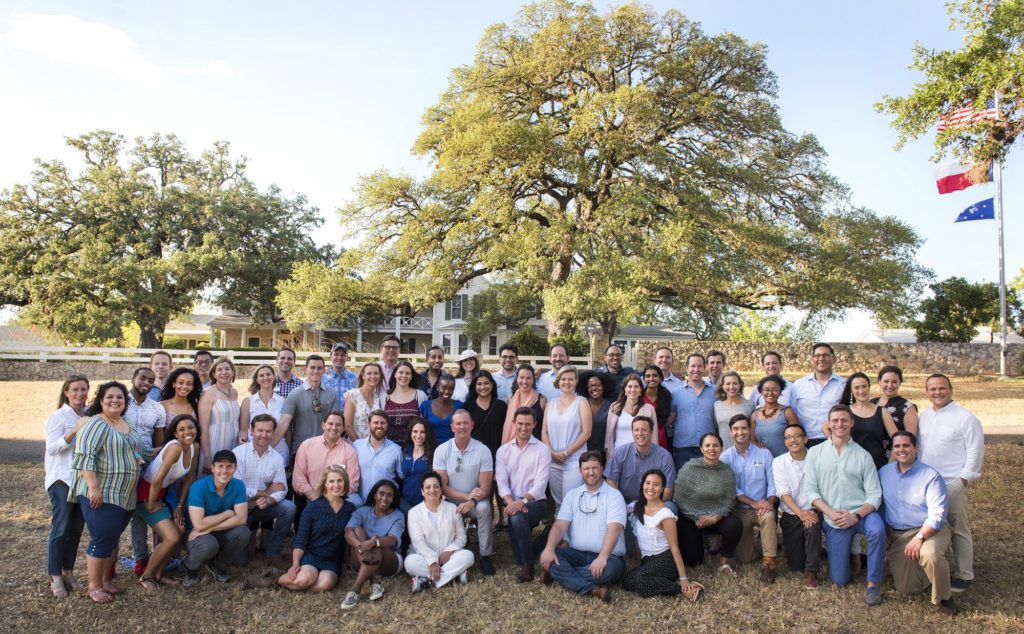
[0,131,332,347]
[281,0,928,337]
[877,0,1024,165]
[727,309,824,343]
[914,276,1022,342]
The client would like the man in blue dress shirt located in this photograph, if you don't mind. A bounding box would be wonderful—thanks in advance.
[789,343,845,446]
[670,353,717,469]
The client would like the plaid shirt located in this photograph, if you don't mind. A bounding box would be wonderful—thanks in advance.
[232,442,287,503]
[322,368,358,408]
[274,375,303,399]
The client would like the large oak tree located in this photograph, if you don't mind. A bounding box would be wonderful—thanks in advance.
[0,131,332,347]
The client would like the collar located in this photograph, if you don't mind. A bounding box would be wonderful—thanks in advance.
[302,380,321,391]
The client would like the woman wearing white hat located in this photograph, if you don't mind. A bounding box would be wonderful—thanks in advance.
[452,350,480,402]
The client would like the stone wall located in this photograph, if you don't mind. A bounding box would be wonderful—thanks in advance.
[634,341,1024,377]
[0,360,260,382]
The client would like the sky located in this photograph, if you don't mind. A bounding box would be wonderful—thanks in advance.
[0,0,1019,341]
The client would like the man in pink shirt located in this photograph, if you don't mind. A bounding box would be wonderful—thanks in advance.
[496,406,552,582]
[292,411,362,523]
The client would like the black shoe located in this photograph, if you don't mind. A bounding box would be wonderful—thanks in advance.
[950,578,972,593]
[479,555,496,576]
[183,567,200,587]
[206,563,230,583]
[936,598,958,616]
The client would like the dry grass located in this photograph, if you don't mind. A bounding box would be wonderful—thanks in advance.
[2,378,1023,632]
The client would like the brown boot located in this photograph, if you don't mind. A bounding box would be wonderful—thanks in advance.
[759,556,777,584]
[591,585,611,603]
[804,570,818,590]
[516,564,535,583]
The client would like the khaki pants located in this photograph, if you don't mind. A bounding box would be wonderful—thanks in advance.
[888,525,952,604]
[946,479,974,581]
[734,507,778,563]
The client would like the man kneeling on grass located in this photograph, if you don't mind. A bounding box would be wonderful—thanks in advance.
[539,450,626,602]
[183,450,250,586]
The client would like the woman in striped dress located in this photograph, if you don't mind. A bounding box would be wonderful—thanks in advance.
[68,381,143,604]
[198,357,241,473]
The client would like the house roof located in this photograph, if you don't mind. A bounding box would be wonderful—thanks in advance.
[854,327,1024,344]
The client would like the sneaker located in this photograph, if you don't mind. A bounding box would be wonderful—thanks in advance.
[340,591,360,610]
[865,586,883,606]
[183,567,200,588]
[950,578,972,593]
[458,570,469,584]
[410,576,432,594]
[936,598,958,616]
[369,583,385,601]
[205,563,230,583]
[804,571,818,590]
[479,555,496,576]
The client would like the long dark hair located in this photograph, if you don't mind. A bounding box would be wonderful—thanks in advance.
[634,469,666,525]
[387,360,421,394]
[168,414,199,445]
[840,372,871,405]
[57,374,89,410]
[511,364,536,395]
[612,374,645,416]
[86,381,130,417]
[403,417,436,465]
[160,367,203,412]
[467,369,497,402]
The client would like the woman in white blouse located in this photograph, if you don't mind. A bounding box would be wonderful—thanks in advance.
[622,469,701,601]
[240,364,288,464]
[44,375,90,598]
[404,471,475,591]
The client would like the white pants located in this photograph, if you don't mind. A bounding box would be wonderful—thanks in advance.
[404,549,475,588]
[549,456,583,507]
[462,499,494,556]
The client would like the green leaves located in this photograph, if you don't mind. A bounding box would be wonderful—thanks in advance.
[0,131,327,346]
[914,276,1022,342]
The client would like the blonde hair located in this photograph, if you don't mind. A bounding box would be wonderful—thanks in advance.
[210,356,237,385]
[555,364,579,384]
[314,464,350,499]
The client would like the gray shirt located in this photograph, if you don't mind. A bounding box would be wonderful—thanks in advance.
[283,381,338,452]
[433,437,494,494]
[606,442,677,504]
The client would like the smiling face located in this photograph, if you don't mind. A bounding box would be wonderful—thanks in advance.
[65,379,90,409]
[515,369,535,392]
[828,409,854,441]
[173,418,197,445]
[579,458,604,487]
[361,363,382,387]
[421,475,442,503]
[707,354,725,380]
[100,385,127,417]
[549,346,568,370]
[381,340,400,364]
[558,370,577,393]
[514,413,536,442]
[700,434,722,463]
[451,411,473,442]
[173,372,194,398]
[631,418,652,448]
[410,422,427,448]
[427,348,445,371]
[325,470,347,498]
[499,349,517,372]
[623,376,643,401]
[330,347,348,372]
[251,419,274,450]
[783,426,806,455]
[437,377,455,401]
[305,359,325,384]
[729,418,750,446]
[686,356,705,383]
[605,346,623,371]
[890,434,918,468]
[460,357,478,374]
[368,414,389,441]
[641,473,665,503]
[643,368,662,390]
[150,354,172,381]
[879,371,902,398]
[586,376,605,400]
[722,375,742,398]
[474,375,493,398]
[925,376,953,408]
[213,360,235,386]
[322,414,344,442]
[132,369,156,396]
[276,350,295,374]
[762,353,782,376]
[212,459,236,485]
[760,379,782,405]
[374,484,396,512]
[256,366,275,389]
[850,376,871,404]
[811,345,834,374]
[654,349,674,376]
[395,364,413,388]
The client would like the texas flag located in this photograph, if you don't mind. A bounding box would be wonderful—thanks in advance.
[935,161,991,194]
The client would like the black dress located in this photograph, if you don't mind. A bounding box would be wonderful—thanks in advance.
[586,399,612,452]
[466,397,508,458]
[870,395,915,432]
[852,406,889,470]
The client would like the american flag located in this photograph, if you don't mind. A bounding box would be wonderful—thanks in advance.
[937,100,998,131]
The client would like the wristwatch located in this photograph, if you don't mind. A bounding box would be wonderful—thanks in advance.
[914,532,926,542]
[375,538,381,548]
[520,497,529,505]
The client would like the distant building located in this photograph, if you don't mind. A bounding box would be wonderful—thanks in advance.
[854,327,1023,344]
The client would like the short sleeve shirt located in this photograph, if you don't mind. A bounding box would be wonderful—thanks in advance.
[188,475,247,516]
[346,506,406,553]
[433,438,494,493]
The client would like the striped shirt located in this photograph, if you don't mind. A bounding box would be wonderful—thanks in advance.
[232,442,287,503]
[69,416,142,510]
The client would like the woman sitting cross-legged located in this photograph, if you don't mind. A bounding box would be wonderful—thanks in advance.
[277,465,355,592]
[622,469,703,601]
[341,479,406,609]
[404,471,475,591]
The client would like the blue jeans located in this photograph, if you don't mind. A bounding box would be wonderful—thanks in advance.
[823,511,885,585]
[672,447,702,470]
[78,497,131,559]
[130,506,151,560]
[548,547,625,595]
[244,500,296,559]
[47,482,84,575]
[507,499,548,565]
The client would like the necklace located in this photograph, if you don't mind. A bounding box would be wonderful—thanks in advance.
[216,385,232,398]
[761,404,779,419]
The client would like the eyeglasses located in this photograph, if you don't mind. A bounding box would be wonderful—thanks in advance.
[783,434,805,441]
[455,454,463,473]
[578,492,600,514]
[311,391,321,415]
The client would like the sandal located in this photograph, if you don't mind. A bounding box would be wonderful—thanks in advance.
[718,564,738,578]
[156,576,181,586]
[62,574,82,593]
[88,588,114,604]
[50,578,68,599]
[139,577,159,592]
[102,582,125,595]
[682,580,705,603]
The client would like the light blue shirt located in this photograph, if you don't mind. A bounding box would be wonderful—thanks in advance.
[879,461,948,532]
[721,444,777,507]
[352,438,403,501]
[671,381,717,448]
[494,370,517,402]
[322,368,358,410]
[536,369,560,403]
[557,481,627,556]
[789,373,845,440]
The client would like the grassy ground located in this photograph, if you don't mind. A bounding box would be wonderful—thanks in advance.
[2,377,1023,632]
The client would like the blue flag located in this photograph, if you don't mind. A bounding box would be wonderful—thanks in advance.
[955,197,994,222]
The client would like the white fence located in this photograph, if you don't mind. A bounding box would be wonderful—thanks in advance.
[0,345,591,370]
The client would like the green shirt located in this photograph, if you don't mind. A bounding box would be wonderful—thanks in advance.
[804,438,881,528]
[68,416,142,510]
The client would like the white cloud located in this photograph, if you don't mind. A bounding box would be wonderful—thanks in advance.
[2,13,233,86]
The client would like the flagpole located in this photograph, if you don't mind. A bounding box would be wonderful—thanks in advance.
[994,90,1008,378]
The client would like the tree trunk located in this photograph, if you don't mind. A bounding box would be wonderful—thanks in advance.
[137,312,166,349]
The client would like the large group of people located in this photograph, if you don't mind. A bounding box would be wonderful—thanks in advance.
[42,340,984,616]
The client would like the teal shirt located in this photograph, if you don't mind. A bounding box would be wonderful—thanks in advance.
[804,439,881,528]
[188,475,247,516]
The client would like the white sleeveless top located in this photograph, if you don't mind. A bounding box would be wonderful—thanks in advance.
[546,396,585,455]
[143,439,194,487]
[632,506,677,557]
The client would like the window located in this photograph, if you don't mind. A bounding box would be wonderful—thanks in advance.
[444,294,469,321]
[247,336,262,348]
[488,335,498,356]
[401,337,416,354]
[457,333,469,353]
[442,334,453,354]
